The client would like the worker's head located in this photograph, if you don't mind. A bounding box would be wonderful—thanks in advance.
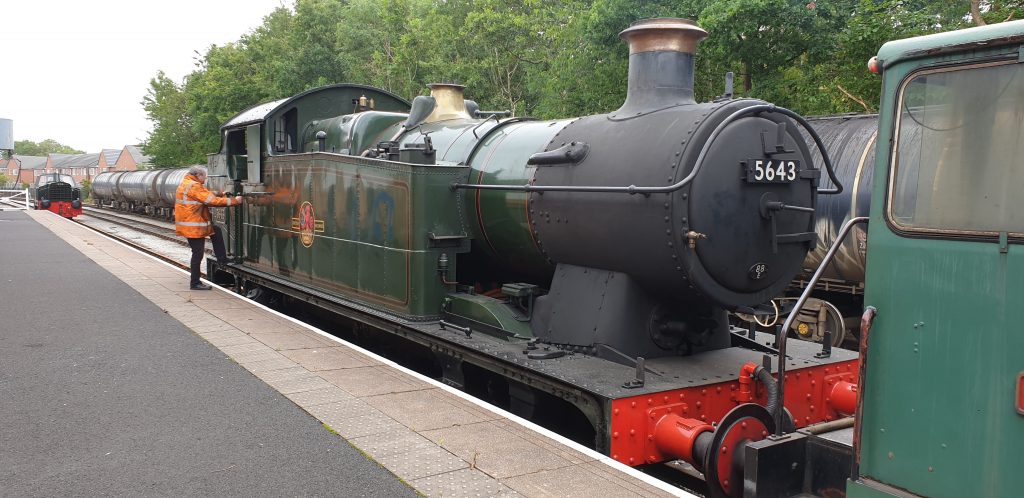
[188,165,208,183]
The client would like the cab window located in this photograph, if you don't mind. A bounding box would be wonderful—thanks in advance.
[889,60,1024,235]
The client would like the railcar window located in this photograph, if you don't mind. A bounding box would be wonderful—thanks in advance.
[890,61,1024,235]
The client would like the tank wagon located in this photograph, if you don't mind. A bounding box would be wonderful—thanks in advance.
[204,18,862,496]
[92,167,193,219]
[733,114,878,347]
[34,173,82,218]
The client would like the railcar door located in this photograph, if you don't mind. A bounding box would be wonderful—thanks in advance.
[852,46,1024,497]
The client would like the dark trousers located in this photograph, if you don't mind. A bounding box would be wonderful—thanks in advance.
[187,226,227,286]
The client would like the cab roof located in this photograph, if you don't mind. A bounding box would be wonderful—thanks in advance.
[877,19,1024,68]
[220,83,410,131]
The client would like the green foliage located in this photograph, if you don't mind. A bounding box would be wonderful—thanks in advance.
[14,139,84,156]
[0,173,9,185]
[80,178,91,201]
[141,71,202,166]
[337,0,431,98]
[140,0,1003,165]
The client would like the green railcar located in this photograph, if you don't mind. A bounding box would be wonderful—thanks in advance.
[846,21,1024,498]
[736,21,1024,498]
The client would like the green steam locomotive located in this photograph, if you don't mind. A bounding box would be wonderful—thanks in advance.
[204,16,1024,498]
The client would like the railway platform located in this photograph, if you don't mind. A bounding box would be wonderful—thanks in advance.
[0,209,686,498]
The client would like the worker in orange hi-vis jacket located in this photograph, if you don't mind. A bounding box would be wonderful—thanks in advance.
[175,165,243,290]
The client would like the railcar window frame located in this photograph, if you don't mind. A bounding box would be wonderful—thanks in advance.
[886,58,1024,240]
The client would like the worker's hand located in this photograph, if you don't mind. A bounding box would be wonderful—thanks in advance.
[234,196,244,204]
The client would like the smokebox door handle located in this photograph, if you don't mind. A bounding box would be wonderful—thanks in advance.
[527,142,590,166]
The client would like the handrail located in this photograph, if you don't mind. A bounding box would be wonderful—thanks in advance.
[450,104,843,196]
[773,216,869,435]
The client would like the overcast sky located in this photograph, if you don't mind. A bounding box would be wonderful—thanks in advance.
[1,0,289,154]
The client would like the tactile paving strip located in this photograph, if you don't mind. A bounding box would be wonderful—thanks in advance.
[284,386,353,407]
[411,468,521,497]
[354,428,468,480]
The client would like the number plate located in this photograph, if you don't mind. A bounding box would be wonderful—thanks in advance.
[745,159,800,184]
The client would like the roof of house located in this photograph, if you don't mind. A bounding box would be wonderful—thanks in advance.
[64,153,100,167]
[49,153,100,168]
[125,145,151,164]
[5,155,48,170]
[102,149,120,166]
[49,153,75,167]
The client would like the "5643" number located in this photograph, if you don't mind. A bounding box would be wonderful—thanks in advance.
[746,159,800,183]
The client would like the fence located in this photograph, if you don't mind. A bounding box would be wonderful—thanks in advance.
[0,188,31,210]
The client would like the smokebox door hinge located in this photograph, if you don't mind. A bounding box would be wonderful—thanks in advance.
[761,123,795,156]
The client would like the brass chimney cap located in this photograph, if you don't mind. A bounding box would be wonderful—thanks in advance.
[427,83,466,91]
[619,18,708,55]
[425,83,471,122]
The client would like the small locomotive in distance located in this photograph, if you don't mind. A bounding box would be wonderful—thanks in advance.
[204,18,856,497]
[34,173,82,218]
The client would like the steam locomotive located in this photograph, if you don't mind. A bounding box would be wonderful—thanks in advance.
[34,173,83,218]
[83,16,1024,498]
[193,18,862,497]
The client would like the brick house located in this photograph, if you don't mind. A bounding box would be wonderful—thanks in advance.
[1,155,47,186]
[100,149,121,173]
[113,145,151,171]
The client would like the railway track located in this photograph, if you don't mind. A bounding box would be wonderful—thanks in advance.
[76,206,216,267]
[81,206,181,243]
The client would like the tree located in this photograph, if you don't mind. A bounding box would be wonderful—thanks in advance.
[141,71,203,166]
[140,0,1014,158]
[289,0,349,90]
[80,178,92,201]
[338,0,429,98]
[14,139,83,156]
[970,0,1024,25]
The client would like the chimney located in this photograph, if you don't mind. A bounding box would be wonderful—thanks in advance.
[424,83,472,122]
[615,18,708,115]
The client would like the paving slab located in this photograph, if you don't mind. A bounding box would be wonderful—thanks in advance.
[281,346,381,371]
[364,388,499,431]
[423,421,576,480]
[319,365,432,397]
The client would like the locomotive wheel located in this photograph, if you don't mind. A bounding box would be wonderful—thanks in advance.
[703,403,776,498]
[241,282,280,306]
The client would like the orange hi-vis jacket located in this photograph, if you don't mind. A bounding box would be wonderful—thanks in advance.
[175,173,236,238]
